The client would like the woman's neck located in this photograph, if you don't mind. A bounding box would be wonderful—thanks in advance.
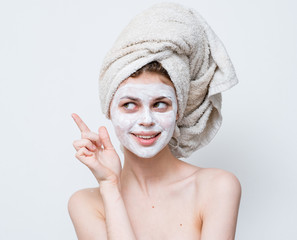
[120,146,181,197]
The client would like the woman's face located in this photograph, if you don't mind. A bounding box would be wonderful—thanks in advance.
[110,72,178,158]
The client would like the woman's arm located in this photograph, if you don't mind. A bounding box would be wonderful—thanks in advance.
[100,182,137,240]
[200,170,241,240]
[68,183,136,240]
[69,113,137,240]
[68,188,108,240]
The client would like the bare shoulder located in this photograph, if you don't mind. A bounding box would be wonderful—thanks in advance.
[193,168,241,213]
[68,187,108,239]
[197,168,241,186]
[191,168,241,238]
[178,161,241,191]
[196,168,241,196]
[68,187,105,219]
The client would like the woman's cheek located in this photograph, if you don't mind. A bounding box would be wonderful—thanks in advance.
[113,112,139,132]
[154,111,176,129]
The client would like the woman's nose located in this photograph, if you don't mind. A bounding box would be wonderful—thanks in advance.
[138,108,155,127]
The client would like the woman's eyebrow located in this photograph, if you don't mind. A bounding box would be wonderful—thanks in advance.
[119,96,172,101]
[120,96,140,101]
[155,96,172,101]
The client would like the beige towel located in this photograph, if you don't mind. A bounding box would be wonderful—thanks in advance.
[99,2,238,158]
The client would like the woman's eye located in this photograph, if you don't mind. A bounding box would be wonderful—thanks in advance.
[123,102,136,110]
[153,102,168,110]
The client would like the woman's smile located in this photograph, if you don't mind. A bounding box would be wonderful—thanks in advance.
[131,131,161,146]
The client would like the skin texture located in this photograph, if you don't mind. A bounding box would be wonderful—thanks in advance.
[110,82,178,158]
[69,72,241,240]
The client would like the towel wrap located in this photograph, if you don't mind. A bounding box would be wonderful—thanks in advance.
[98,3,238,158]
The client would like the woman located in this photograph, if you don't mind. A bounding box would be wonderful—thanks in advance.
[69,3,241,240]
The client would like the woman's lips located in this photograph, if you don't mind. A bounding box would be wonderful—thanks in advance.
[131,132,161,146]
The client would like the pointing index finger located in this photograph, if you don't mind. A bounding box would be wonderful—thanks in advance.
[71,113,91,133]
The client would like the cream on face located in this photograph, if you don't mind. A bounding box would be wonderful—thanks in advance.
[110,83,177,158]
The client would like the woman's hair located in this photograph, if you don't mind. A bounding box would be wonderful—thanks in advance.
[130,61,171,80]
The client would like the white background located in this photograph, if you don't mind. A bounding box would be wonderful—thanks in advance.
[0,0,296,239]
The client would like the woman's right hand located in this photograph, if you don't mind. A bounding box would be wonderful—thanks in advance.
[71,113,122,186]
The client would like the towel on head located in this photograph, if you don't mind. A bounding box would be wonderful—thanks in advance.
[98,2,238,158]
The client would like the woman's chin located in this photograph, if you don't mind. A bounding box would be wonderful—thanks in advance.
[123,144,170,159]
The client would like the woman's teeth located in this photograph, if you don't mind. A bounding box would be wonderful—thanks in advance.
[134,134,158,139]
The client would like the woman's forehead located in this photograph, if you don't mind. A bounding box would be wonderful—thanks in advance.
[114,82,176,100]
[119,71,174,88]
[114,72,176,99]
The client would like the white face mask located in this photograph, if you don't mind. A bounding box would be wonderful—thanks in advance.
[110,82,178,158]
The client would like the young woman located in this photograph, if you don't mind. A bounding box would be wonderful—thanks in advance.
[69,3,241,240]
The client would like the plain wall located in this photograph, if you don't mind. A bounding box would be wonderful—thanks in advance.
[0,0,296,239]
